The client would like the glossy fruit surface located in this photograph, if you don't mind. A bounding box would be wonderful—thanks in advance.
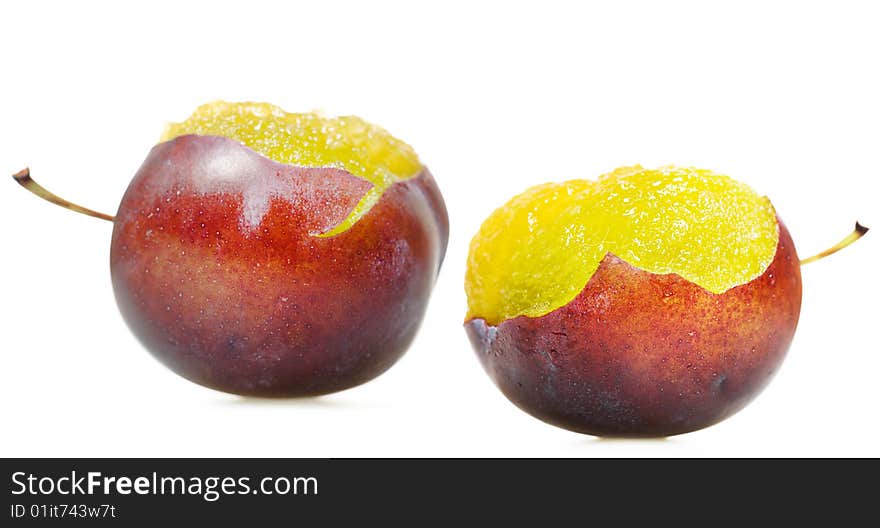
[465,166,800,436]
[111,102,448,396]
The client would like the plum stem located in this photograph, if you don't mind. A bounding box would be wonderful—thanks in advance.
[12,168,114,222]
[800,222,869,265]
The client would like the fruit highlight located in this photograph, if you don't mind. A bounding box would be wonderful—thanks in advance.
[162,101,424,236]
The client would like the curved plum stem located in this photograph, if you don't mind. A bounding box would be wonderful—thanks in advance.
[12,168,114,222]
[800,222,869,265]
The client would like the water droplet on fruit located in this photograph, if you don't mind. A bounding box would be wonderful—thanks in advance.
[712,373,728,393]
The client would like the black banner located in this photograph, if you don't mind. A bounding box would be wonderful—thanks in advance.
[1,459,872,524]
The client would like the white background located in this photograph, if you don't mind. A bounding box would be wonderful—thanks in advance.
[1,1,877,457]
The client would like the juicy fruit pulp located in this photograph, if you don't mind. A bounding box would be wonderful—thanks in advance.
[161,101,422,235]
[466,166,779,325]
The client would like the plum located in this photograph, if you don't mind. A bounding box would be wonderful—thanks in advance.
[464,165,865,436]
[14,101,448,397]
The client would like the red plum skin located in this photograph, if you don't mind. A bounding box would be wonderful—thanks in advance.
[111,134,448,396]
[466,220,801,437]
